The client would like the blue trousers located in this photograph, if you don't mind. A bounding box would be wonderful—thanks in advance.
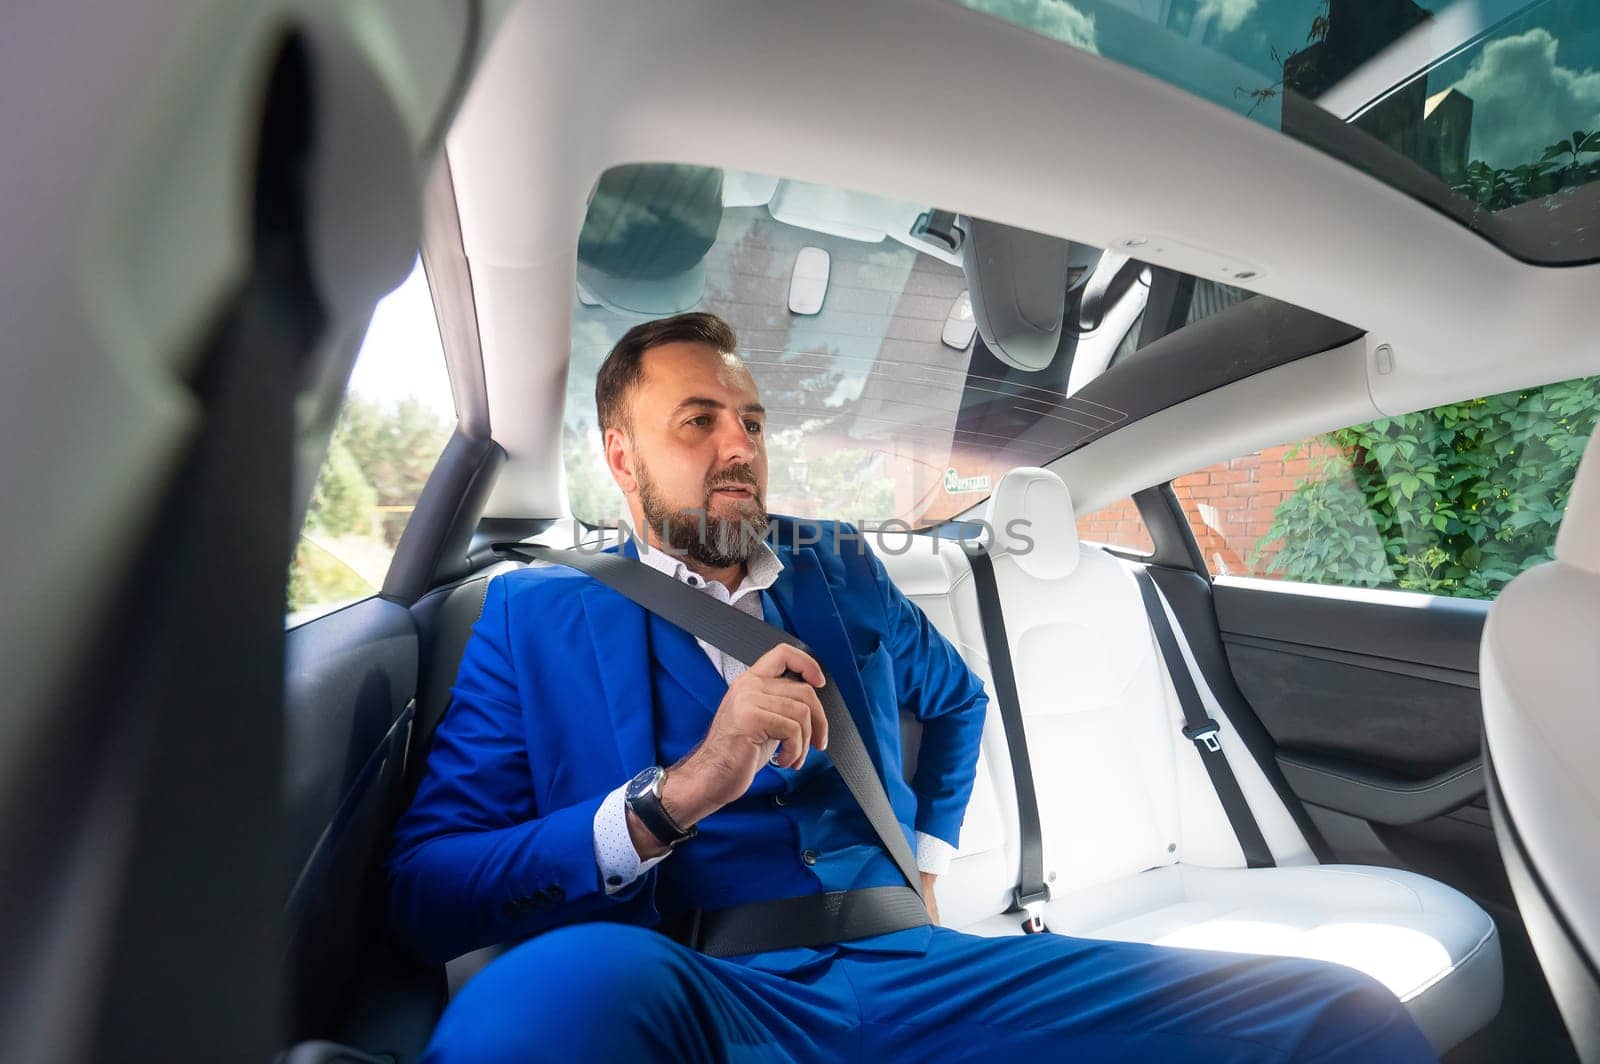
[426,924,1436,1062]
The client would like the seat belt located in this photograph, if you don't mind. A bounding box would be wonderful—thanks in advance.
[961,544,1049,933]
[1131,568,1275,869]
[494,543,931,957]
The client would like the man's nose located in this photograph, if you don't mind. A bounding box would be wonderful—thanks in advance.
[713,412,759,464]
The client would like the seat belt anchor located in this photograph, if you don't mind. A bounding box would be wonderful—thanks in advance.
[1183,720,1223,754]
[1014,886,1050,934]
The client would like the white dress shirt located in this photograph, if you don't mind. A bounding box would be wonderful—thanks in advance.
[592,531,954,894]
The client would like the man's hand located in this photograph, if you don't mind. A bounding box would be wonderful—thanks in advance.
[921,872,939,925]
[657,643,829,834]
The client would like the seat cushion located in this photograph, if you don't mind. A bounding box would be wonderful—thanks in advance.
[875,510,1501,1054]
[956,863,1500,1054]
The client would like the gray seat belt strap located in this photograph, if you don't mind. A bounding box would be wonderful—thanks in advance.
[494,543,924,898]
[1132,567,1274,869]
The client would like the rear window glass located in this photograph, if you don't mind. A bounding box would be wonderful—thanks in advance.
[1076,497,1154,555]
[564,164,1340,528]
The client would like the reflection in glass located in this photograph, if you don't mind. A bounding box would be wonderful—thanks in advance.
[953,0,1600,261]
[564,165,1293,528]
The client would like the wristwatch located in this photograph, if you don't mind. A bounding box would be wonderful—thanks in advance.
[624,766,698,850]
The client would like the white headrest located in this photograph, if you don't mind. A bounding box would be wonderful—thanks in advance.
[984,467,1080,580]
[1556,430,1600,575]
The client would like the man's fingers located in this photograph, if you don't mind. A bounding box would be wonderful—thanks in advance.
[757,694,812,766]
[769,678,828,751]
[755,709,806,769]
[749,643,825,689]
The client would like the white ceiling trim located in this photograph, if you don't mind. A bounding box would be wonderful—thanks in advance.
[449,0,1600,517]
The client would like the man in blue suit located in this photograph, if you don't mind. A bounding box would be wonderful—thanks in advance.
[389,312,1434,1061]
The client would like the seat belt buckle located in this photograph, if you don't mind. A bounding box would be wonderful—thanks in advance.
[1183,720,1222,754]
[1014,886,1050,934]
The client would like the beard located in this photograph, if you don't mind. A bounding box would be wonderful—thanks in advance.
[636,457,769,568]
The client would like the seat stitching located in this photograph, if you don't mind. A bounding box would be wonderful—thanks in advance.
[1275,866,1426,911]
[1395,919,1497,1002]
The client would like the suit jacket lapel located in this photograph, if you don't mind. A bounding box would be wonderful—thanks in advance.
[578,583,655,774]
[647,611,726,717]
[768,546,884,767]
[614,535,727,729]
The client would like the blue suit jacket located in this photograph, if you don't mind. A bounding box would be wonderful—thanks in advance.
[388,518,988,966]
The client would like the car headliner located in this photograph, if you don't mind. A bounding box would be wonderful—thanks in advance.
[434,0,1600,521]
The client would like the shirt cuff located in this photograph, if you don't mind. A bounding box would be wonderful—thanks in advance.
[916,831,957,877]
[593,783,668,895]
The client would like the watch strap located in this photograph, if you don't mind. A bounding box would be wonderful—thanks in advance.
[628,771,697,848]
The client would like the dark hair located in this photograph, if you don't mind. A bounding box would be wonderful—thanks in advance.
[595,311,739,433]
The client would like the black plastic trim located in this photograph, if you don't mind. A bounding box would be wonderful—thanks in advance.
[1134,483,1207,575]
[467,517,557,565]
[1135,267,1195,350]
[1278,751,1483,826]
[381,430,504,603]
[1067,298,1364,459]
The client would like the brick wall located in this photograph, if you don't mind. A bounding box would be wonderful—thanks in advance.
[1074,499,1155,554]
[1075,440,1340,577]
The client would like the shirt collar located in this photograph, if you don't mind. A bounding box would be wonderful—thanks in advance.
[624,518,783,598]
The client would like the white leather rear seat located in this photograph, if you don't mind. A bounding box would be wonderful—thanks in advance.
[882,467,1502,1054]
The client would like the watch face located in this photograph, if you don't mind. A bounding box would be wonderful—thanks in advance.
[625,766,663,803]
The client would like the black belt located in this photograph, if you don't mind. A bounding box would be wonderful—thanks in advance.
[680,886,931,958]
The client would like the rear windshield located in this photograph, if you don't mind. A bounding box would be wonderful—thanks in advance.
[564,164,1349,528]
[957,0,1600,264]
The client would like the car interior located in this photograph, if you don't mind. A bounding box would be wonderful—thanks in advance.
[6,0,1599,1061]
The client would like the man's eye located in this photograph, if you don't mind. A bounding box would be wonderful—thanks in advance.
[745,420,763,434]
[686,415,711,427]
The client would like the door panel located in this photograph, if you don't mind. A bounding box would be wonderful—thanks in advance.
[1214,580,1486,782]
[283,597,420,1042]
[1202,577,1576,1063]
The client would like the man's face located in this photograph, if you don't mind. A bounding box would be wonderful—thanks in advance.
[606,340,769,567]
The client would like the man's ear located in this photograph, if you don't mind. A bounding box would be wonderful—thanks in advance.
[604,426,638,493]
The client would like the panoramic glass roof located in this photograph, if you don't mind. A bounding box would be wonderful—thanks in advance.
[563,164,1353,528]
[956,0,1600,264]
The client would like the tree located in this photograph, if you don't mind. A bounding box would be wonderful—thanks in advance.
[291,394,454,612]
[1256,375,1600,599]
[327,395,453,546]
[564,421,624,524]
[1455,130,1600,213]
[305,436,377,537]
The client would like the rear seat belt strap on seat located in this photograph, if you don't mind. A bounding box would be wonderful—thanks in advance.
[962,543,1049,932]
[1132,568,1275,869]
[494,542,932,956]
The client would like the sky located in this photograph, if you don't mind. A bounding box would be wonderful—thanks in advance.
[345,257,457,419]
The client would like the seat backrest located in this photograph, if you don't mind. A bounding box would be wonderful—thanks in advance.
[976,468,1310,893]
[407,559,525,798]
[880,535,1020,930]
[1481,429,1600,1057]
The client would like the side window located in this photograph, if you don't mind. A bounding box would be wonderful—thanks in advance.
[1176,375,1600,599]
[287,260,455,624]
[1076,497,1154,555]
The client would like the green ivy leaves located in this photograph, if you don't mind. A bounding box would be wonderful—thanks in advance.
[1255,376,1600,599]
